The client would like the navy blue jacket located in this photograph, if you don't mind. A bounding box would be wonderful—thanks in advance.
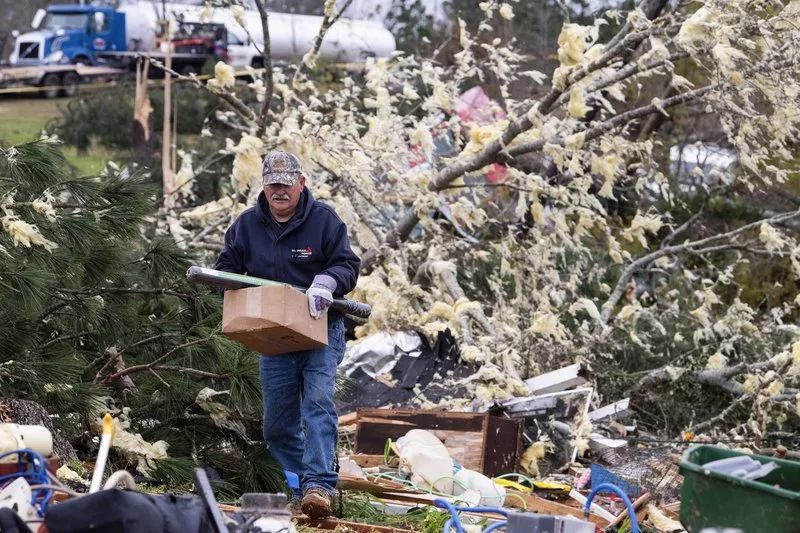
[214,189,360,297]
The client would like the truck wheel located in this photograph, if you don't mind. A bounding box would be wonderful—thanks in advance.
[62,72,80,97]
[40,73,61,99]
[71,55,90,67]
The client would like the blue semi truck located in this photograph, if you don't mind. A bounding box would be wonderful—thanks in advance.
[9,4,129,67]
[2,1,397,97]
[2,3,215,97]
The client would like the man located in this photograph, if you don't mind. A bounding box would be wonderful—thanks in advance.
[215,151,360,518]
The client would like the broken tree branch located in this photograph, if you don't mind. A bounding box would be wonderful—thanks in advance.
[138,53,258,127]
[361,84,714,271]
[104,335,215,381]
[253,0,274,137]
[154,365,226,379]
[293,0,355,86]
[600,208,800,324]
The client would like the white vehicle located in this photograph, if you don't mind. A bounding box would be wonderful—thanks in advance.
[177,4,396,68]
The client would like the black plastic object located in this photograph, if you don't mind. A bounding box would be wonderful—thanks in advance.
[194,468,229,533]
[336,329,475,413]
[0,508,32,533]
[44,489,213,533]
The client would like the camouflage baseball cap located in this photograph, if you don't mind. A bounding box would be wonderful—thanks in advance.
[262,151,303,186]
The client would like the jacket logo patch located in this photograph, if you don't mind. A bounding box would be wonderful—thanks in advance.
[291,247,313,260]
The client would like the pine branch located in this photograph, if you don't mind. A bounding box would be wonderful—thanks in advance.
[155,365,226,379]
[104,335,215,381]
[120,332,183,354]
[58,287,189,299]
[38,332,90,350]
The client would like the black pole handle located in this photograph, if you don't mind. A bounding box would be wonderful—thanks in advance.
[331,298,372,319]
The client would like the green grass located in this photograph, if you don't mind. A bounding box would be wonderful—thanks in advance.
[0,96,120,176]
[0,97,68,144]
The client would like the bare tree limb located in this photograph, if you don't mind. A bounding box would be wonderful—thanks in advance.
[509,84,714,157]
[553,51,689,110]
[191,216,229,245]
[105,336,215,381]
[631,355,795,402]
[252,0,274,137]
[600,208,800,324]
[661,208,705,248]
[689,393,752,433]
[58,287,189,299]
[149,367,171,388]
[120,332,182,354]
[138,53,258,127]
[293,0,355,86]
[361,84,714,271]
[154,365,226,379]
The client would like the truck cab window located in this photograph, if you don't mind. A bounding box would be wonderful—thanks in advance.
[42,13,88,30]
[92,13,109,33]
[227,32,245,46]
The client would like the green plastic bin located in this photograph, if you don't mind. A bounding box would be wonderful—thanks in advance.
[679,445,800,533]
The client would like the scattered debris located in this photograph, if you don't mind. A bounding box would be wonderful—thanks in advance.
[336,330,476,413]
[1,359,795,532]
[588,398,631,423]
[351,409,521,477]
[523,363,590,395]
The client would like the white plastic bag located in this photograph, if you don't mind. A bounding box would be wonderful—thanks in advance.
[395,429,454,494]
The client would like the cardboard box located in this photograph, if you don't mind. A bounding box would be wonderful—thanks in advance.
[222,285,328,355]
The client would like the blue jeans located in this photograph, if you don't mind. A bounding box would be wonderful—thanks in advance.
[259,316,345,499]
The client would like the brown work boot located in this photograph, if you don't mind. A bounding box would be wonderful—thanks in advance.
[300,487,332,519]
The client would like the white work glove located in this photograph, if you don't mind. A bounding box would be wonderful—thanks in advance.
[307,274,336,319]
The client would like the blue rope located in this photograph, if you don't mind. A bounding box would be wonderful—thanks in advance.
[434,498,509,533]
[0,449,53,517]
[584,482,640,533]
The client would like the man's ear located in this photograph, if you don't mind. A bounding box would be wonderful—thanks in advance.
[299,175,306,188]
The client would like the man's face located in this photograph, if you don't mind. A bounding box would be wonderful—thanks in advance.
[264,175,305,220]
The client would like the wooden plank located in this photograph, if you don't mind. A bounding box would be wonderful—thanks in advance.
[338,475,417,494]
[295,516,414,532]
[524,363,588,395]
[483,415,521,477]
[607,492,651,529]
[588,433,628,451]
[356,409,485,431]
[339,412,359,425]
[355,421,417,454]
[588,398,632,422]
[355,424,484,471]
[346,453,390,468]
[504,491,610,528]
[358,417,417,426]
